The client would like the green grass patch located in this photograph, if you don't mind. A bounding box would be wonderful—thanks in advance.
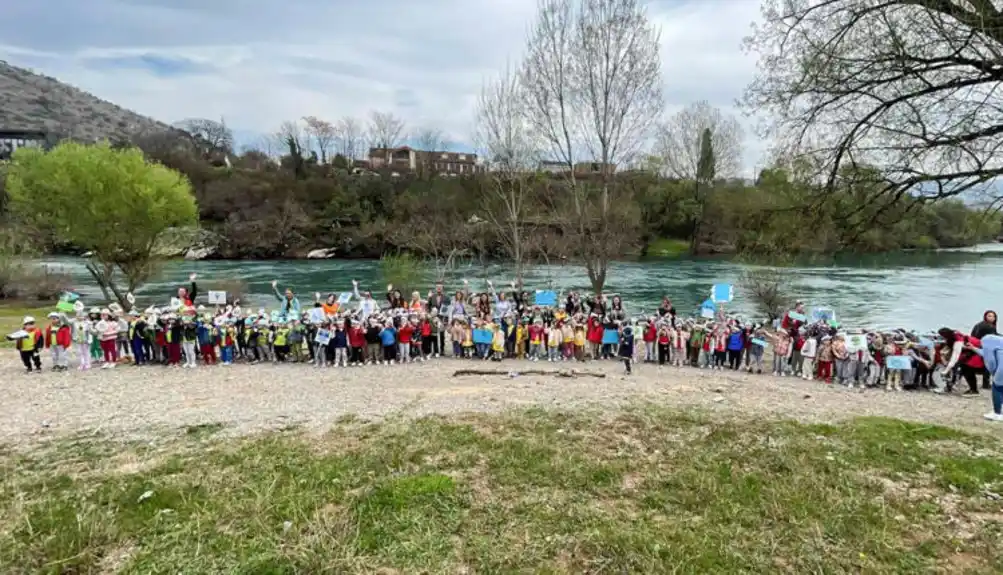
[0,301,55,348]
[646,237,691,257]
[2,408,1003,573]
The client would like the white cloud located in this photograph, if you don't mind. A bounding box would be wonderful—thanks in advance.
[0,0,765,174]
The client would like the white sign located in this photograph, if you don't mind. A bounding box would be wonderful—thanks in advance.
[208,291,227,305]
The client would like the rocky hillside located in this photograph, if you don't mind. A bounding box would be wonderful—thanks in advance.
[0,60,171,141]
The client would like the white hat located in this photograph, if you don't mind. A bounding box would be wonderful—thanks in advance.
[101,308,111,315]
[22,316,35,325]
[47,312,59,318]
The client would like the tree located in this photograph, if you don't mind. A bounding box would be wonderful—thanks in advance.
[519,0,663,293]
[334,116,365,161]
[174,118,233,158]
[413,127,446,176]
[743,0,1003,233]
[302,116,336,163]
[276,121,307,179]
[655,101,743,252]
[5,142,198,305]
[367,111,406,164]
[474,65,537,283]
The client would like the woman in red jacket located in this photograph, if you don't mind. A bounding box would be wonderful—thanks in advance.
[938,328,984,395]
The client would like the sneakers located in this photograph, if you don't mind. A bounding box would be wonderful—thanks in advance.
[984,412,1003,422]
[963,389,980,397]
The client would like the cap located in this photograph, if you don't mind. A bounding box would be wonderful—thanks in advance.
[22,316,35,325]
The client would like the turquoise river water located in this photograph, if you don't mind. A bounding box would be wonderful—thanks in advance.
[38,244,1003,331]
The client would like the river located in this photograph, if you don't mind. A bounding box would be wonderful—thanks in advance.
[38,244,1003,331]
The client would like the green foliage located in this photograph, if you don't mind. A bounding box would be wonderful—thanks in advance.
[696,127,715,184]
[5,142,198,293]
[380,251,423,295]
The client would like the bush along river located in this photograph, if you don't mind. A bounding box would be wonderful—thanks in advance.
[38,243,1003,332]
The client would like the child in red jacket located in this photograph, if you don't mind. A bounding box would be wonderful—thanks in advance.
[643,318,657,362]
[44,312,72,371]
[15,316,43,373]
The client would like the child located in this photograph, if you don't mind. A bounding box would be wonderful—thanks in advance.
[800,333,817,380]
[817,335,834,382]
[462,320,474,358]
[314,320,331,367]
[832,335,849,385]
[885,337,905,392]
[288,319,305,363]
[256,319,273,363]
[491,321,505,361]
[273,321,290,363]
[15,316,43,373]
[675,324,690,367]
[528,319,544,361]
[71,312,93,371]
[97,309,120,368]
[643,319,657,363]
[573,319,586,361]
[620,325,635,374]
[713,328,727,369]
[44,312,71,371]
[380,321,398,364]
[450,319,465,358]
[365,319,382,364]
[747,328,766,374]
[332,321,349,367]
[398,318,414,363]
[561,321,574,361]
[219,320,236,365]
[182,317,198,368]
[128,311,148,366]
[348,319,366,365]
[516,319,528,360]
[547,322,562,362]
[88,308,103,365]
[657,324,671,366]
[771,330,791,376]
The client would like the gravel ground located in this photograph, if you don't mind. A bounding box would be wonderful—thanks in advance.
[2,356,1002,444]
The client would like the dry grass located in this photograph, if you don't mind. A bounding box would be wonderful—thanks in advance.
[2,407,1003,573]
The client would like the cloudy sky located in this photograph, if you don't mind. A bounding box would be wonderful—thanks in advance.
[0,0,766,175]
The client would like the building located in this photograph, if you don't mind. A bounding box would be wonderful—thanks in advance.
[366,146,484,175]
[0,129,50,161]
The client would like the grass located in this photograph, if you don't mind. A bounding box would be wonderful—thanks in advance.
[0,301,55,348]
[2,408,1003,573]
[646,237,690,258]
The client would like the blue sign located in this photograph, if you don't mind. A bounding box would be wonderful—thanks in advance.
[337,292,353,304]
[886,356,911,370]
[473,329,493,345]
[602,329,620,345]
[811,307,835,323]
[751,338,767,347]
[534,290,557,307]
[788,311,807,322]
[711,283,733,304]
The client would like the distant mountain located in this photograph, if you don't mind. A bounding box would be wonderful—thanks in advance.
[0,60,172,142]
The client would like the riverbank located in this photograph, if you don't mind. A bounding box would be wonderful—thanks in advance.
[3,358,1003,572]
[2,356,999,443]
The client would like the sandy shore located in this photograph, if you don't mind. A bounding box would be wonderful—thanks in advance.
[2,355,1001,444]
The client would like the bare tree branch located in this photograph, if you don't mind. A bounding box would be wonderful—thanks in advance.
[302,116,336,163]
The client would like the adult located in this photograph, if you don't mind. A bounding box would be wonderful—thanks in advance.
[352,280,378,321]
[489,281,513,319]
[781,301,807,336]
[972,310,998,390]
[317,292,339,316]
[178,273,198,307]
[427,282,450,314]
[976,334,1003,422]
[386,285,405,309]
[938,327,984,396]
[271,280,302,319]
[608,295,627,325]
[447,282,469,322]
[657,297,676,318]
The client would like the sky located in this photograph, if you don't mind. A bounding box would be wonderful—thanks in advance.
[0,0,766,176]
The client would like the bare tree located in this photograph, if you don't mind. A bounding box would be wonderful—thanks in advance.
[302,116,336,163]
[519,0,663,293]
[474,65,537,283]
[174,118,233,158]
[743,0,1003,233]
[655,101,743,252]
[334,116,365,161]
[367,111,406,166]
[413,127,446,176]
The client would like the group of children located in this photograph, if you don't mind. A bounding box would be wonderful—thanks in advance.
[8,279,993,398]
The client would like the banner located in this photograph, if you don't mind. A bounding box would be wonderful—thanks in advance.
[534,290,557,307]
[711,283,733,304]
[315,328,331,345]
[208,291,226,305]
[337,292,353,304]
[811,307,836,323]
[473,329,493,345]
[845,334,866,353]
[886,356,911,370]
[788,311,806,322]
[602,328,620,345]
[751,337,767,347]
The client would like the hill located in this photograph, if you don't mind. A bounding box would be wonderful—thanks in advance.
[0,60,172,141]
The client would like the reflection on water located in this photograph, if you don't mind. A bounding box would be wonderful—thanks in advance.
[40,244,1003,331]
